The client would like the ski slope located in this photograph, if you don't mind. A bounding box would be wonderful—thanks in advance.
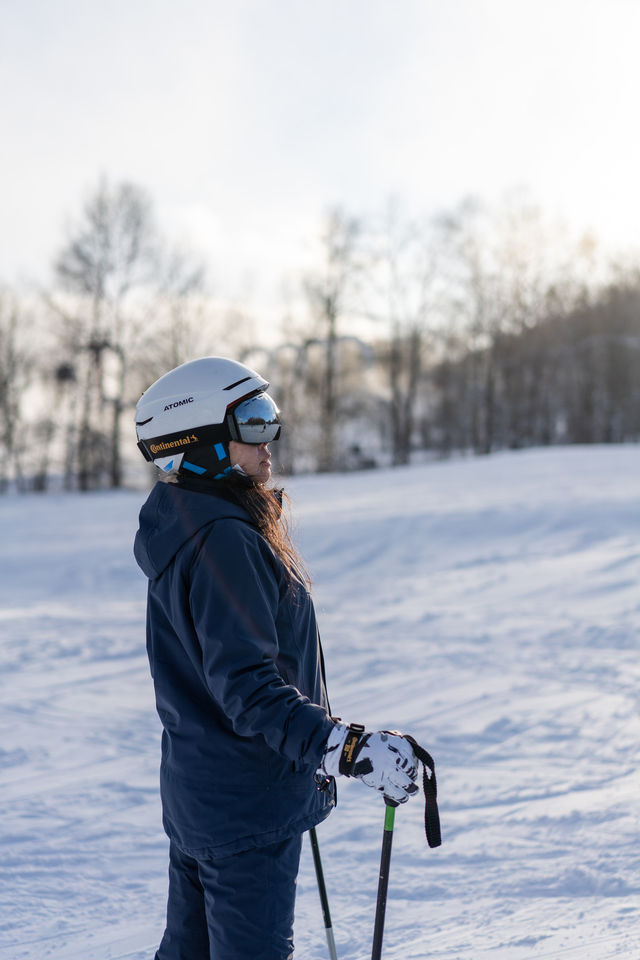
[1,445,638,959]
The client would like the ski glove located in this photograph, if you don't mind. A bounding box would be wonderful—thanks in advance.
[317,722,420,804]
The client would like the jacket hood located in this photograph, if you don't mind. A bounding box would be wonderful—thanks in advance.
[134,481,251,579]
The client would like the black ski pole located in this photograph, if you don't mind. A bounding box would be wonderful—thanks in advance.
[372,736,442,960]
[309,826,338,960]
[371,800,397,960]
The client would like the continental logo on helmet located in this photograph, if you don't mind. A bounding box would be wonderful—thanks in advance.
[150,434,199,455]
[164,397,194,411]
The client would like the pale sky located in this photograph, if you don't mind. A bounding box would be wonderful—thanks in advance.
[2,0,639,321]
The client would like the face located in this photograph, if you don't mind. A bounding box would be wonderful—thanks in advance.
[228,441,272,484]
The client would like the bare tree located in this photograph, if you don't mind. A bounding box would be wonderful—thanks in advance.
[304,208,361,471]
[131,246,209,391]
[51,179,159,489]
[436,194,580,453]
[435,197,505,454]
[558,273,640,444]
[364,206,444,465]
[0,291,33,491]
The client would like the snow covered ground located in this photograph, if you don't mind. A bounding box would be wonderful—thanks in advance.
[1,445,638,960]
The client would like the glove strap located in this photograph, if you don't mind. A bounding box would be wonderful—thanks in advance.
[338,723,367,776]
[402,734,442,848]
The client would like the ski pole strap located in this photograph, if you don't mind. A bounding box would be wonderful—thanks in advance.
[403,734,442,848]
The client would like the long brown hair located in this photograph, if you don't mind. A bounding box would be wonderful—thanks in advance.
[223,474,311,590]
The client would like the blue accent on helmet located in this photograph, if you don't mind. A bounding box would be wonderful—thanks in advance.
[163,460,174,471]
[183,461,207,475]
[213,465,235,479]
[214,443,227,461]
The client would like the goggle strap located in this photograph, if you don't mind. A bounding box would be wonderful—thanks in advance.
[138,422,229,462]
[225,409,241,442]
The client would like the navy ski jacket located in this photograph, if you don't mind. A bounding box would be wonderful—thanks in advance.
[134,480,335,859]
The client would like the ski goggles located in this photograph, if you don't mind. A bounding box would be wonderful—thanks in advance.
[226,392,281,444]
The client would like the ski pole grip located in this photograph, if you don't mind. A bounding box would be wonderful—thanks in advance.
[402,734,442,848]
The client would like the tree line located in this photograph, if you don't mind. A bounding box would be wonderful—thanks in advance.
[1,180,639,492]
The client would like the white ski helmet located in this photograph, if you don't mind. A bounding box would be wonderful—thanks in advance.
[135,357,280,478]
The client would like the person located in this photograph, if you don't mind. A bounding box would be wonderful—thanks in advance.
[133,356,420,960]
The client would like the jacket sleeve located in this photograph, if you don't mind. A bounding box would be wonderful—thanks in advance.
[187,518,334,766]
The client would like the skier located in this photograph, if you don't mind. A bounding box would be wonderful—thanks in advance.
[134,356,420,960]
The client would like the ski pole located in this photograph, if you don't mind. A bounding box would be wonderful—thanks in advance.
[309,826,338,960]
[371,736,442,959]
[371,800,397,960]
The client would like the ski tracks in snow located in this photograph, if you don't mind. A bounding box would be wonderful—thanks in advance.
[1,447,639,958]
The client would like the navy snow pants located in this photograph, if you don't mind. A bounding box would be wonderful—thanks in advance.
[155,834,303,960]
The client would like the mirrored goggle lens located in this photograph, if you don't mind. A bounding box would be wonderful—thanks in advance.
[231,392,281,443]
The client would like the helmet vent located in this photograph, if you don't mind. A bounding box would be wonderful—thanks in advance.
[223,376,252,391]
